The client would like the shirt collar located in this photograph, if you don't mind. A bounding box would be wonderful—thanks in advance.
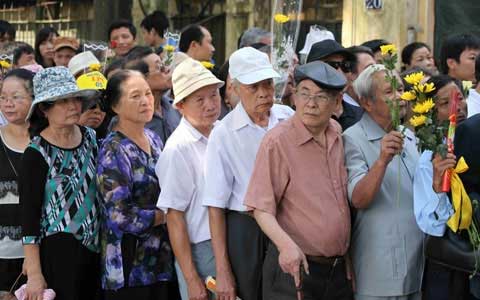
[293,115,341,152]
[359,113,386,141]
[343,93,360,107]
[230,102,288,131]
[180,117,212,142]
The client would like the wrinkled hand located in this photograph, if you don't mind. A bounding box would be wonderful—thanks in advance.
[432,153,456,193]
[278,242,309,289]
[186,275,208,300]
[25,273,47,300]
[215,269,236,300]
[379,131,404,165]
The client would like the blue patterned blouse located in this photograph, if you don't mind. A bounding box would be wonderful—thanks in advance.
[97,129,172,290]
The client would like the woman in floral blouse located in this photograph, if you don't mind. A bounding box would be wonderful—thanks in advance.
[97,70,172,299]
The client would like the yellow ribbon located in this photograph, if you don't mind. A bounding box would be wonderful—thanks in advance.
[447,157,473,232]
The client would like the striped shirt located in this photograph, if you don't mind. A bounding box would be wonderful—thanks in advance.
[21,126,99,252]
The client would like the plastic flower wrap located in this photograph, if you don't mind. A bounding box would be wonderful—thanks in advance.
[162,31,180,68]
[82,41,110,72]
[271,0,303,101]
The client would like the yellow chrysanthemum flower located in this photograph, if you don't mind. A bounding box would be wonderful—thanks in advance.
[380,44,397,56]
[415,82,435,94]
[164,45,176,52]
[89,63,101,72]
[409,114,427,127]
[201,61,215,69]
[400,91,416,101]
[412,98,435,114]
[0,60,11,69]
[404,72,425,86]
[274,14,290,23]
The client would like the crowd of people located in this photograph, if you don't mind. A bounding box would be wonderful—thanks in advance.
[0,9,479,300]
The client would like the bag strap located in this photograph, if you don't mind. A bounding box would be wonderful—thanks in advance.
[9,273,24,294]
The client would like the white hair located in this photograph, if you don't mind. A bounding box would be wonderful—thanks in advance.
[353,64,386,101]
[239,27,271,48]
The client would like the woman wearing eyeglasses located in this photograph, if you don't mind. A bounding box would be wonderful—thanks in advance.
[0,69,34,296]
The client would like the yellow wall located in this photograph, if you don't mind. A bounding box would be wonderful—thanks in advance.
[342,0,435,52]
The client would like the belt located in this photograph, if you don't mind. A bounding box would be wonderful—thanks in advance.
[306,255,343,266]
[228,210,254,218]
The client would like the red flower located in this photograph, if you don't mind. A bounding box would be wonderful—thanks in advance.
[110,40,117,49]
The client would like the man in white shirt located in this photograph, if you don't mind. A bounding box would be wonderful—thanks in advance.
[156,58,224,300]
[467,55,480,117]
[203,47,294,300]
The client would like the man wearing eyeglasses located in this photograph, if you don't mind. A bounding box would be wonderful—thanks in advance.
[244,61,353,300]
[307,39,363,131]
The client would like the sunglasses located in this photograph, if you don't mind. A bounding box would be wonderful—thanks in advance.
[324,61,352,73]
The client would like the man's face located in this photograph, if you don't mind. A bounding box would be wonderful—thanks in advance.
[110,27,136,57]
[294,79,340,131]
[143,53,172,92]
[321,53,351,78]
[435,82,467,124]
[53,47,76,67]
[235,79,275,116]
[364,71,405,127]
[448,48,480,82]
[191,27,215,61]
[178,84,221,130]
[356,53,376,74]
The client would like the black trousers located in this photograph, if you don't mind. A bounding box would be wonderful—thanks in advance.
[423,259,474,300]
[226,211,269,300]
[40,233,100,300]
[262,243,353,300]
[103,281,169,300]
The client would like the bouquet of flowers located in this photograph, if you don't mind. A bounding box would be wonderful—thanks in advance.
[271,0,303,101]
[402,71,448,155]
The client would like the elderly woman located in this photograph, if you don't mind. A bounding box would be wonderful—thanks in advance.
[20,67,100,300]
[0,69,34,295]
[97,70,172,300]
[401,42,438,75]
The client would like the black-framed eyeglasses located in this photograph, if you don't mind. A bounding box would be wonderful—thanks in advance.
[324,61,352,73]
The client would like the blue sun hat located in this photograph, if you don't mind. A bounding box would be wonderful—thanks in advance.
[26,66,99,120]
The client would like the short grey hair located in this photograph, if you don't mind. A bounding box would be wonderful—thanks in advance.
[353,64,386,101]
[239,27,271,48]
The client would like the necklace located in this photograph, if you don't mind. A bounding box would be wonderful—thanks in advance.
[0,130,19,177]
[1,139,18,177]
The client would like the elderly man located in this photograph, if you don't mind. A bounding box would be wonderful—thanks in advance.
[156,58,224,300]
[343,64,424,300]
[203,47,294,300]
[307,39,362,131]
[244,61,352,299]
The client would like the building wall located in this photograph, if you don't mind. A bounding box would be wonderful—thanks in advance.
[342,0,435,52]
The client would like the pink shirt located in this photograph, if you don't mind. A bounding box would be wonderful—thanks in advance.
[244,115,351,256]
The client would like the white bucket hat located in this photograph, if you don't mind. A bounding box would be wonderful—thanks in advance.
[68,51,100,76]
[26,66,99,120]
[172,57,224,109]
[228,47,280,85]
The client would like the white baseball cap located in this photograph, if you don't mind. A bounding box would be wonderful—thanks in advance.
[228,47,279,85]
